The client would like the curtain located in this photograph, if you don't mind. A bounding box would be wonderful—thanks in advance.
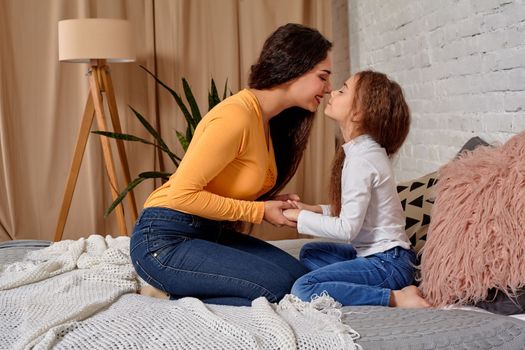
[0,0,336,242]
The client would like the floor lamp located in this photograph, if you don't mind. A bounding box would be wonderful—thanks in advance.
[55,18,138,241]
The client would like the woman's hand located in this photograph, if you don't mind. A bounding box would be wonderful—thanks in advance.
[271,193,301,202]
[263,201,297,228]
[283,209,301,222]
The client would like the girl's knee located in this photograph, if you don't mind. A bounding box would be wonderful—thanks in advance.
[299,243,321,262]
[290,275,314,302]
[290,284,306,301]
[299,245,311,260]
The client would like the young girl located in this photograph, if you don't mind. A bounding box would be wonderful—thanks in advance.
[283,71,430,308]
[130,24,332,306]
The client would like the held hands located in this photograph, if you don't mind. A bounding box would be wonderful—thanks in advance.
[264,193,322,227]
[282,200,323,223]
[271,193,322,214]
[263,200,297,228]
[283,208,301,222]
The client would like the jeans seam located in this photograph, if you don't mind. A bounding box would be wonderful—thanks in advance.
[139,210,279,301]
[141,207,220,228]
[156,261,278,301]
[145,226,276,299]
[380,258,414,288]
[133,259,167,292]
[301,244,356,261]
[302,257,322,270]
[381,288,391,306]
[130,238,146,256]
[376,269,395,287]
[306,248,353,261]
[361,257,395,288]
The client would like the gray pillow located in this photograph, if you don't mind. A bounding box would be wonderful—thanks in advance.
[474,289,525,315]
[456,136,490,156]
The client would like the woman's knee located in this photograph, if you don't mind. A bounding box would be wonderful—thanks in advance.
[266,273,298,302]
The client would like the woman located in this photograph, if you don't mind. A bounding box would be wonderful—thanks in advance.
[284,71,430,308]
[130,23,332,306]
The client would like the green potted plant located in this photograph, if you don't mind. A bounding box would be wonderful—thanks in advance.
[93,65,232,217]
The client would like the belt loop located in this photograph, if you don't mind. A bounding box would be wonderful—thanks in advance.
[136,210,144,225]
[393,247,400,258]
[190,214,200,228]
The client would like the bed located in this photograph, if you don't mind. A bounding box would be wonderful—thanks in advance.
[1,237,525,350]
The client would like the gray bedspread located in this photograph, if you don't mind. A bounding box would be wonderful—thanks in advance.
[342,306,525,349]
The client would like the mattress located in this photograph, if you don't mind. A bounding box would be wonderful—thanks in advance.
[0,239,52,265]
[2,239,525,349]
[340,305,525,349]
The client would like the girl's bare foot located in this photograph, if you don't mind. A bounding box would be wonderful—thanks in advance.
[140,285,170,300]
[390,285,431,308]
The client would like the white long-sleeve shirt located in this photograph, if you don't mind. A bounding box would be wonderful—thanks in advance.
[297,134,411,257]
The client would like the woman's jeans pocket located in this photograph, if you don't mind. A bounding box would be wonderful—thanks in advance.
[145,231,189,266]
[129,226,178,292]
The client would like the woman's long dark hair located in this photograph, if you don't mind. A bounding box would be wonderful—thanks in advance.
[329,71,411,216]
[249,23,332,199]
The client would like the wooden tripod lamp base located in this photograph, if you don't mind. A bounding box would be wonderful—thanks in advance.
[56,19,138,242]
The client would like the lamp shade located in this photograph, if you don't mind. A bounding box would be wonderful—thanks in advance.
[58,18,135,63]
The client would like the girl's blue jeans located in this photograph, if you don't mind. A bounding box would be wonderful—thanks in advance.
[291,242,416,306]
[130,207,308,306]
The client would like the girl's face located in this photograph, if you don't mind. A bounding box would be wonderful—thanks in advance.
[324,75,359,123]
[287,54,332,112]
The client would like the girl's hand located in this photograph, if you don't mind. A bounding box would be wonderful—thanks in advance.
[283,209,301,222]
[287,200,323,214]
[263,201,297,228]
[272,193,301,202]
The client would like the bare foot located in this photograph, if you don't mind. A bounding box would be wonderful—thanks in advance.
[140,285,170,300]
[390,285,431,308]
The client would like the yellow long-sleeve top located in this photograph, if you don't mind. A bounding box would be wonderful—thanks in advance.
[144,89,277,224]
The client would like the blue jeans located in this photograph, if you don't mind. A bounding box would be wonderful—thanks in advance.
[291,242,416,306]
[130,207,308,306]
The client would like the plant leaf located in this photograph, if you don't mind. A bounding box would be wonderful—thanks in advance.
[140,65,196,134]
[104,176,145,217]
[92,130,160,148]
[185,125,192,143]
[176,131,190,152]
[222,78,229,100]
[129,105,180,166]
[209,78,220,111]
[92,130,179,162]
[104,171,172,217]
[208,90,214,112]
[182,78,201,127]
[138,171,172,179]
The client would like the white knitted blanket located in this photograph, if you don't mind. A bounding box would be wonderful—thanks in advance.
[0,235,360,350]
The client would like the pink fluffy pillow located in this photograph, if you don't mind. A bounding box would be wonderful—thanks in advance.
[420,132,525,307]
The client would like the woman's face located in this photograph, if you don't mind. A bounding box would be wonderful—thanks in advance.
[287,54,332,112]
[324,75,358,122]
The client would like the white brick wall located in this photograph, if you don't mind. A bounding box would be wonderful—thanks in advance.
[331,0,351,90]
[348,0,525,181]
